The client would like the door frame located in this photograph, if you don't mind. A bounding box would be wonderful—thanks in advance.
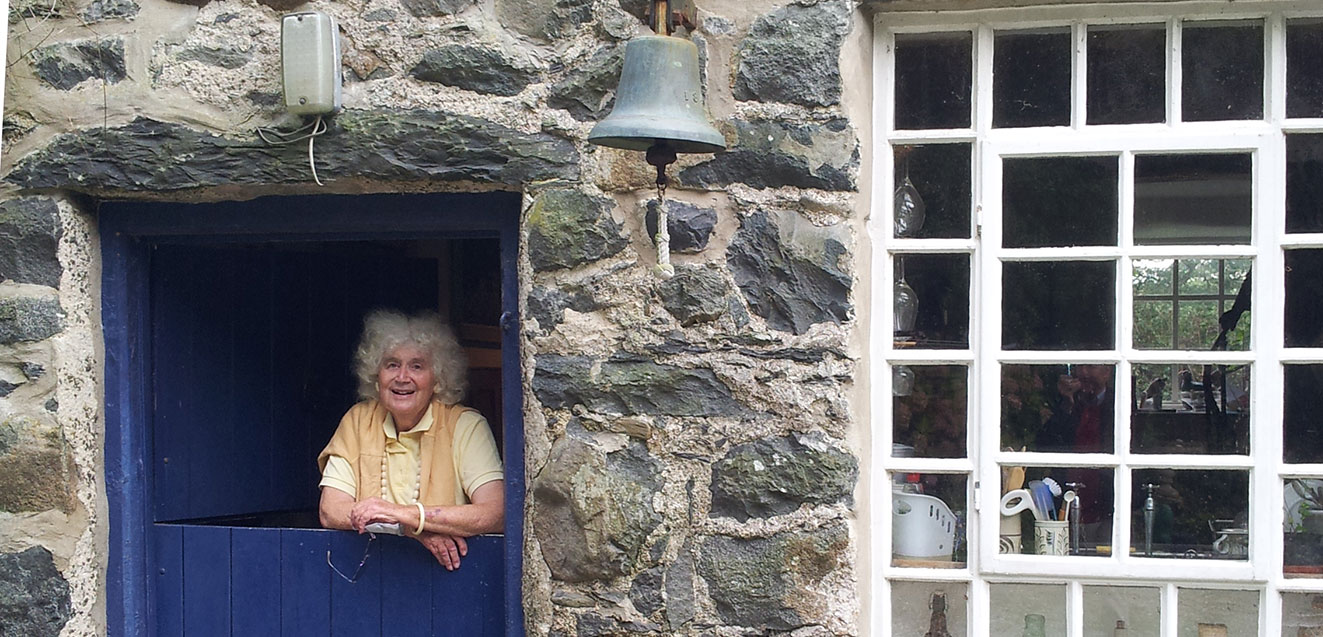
[102,192,526,636]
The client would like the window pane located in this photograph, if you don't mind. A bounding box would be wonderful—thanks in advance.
[1283,592,1323,630]
[1083,586,1161,636]
[1177,301,1220,350]
[1284,364,1323,463]
[1003,261,1116,350]
[1284,480,1323,578]
[1131,470,1249,560]
[1133,259,1175,295]
[1087,25,1166,125]
[990,583,1066,635]
[1134,154,1253,245]
[1133,300,1174,349]
[894,365,967,458]
[1287,20,1323,118]
[891,581,969,636]
[1177,588,1259,635]
[1179,259,1220,295]
[1003,156,1119,248]
[1132,363,1250,454]
[1286,250,1323,347]
[895,32,973,130]
[1001,466,1115,556]
[1287,134,1323,234]
[1002,364,1115,453]
[994,29,1072,128]
[894,254,970,348]
[892,473,966,566]
[894,143,972,239]
[1181,21,1264,122]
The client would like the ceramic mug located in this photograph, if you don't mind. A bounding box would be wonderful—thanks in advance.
[1034,520,1069,556]
[1000,514,1023,554]
[1213,529,1248,558]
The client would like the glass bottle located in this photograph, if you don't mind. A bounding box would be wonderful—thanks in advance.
[1022,613,1046,637]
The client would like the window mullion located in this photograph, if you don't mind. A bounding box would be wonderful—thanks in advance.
[1168,18,1182,125]
[1072,22,1087,129]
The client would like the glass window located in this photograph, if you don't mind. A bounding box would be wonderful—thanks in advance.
[994,29,1072,128]
[895,32,973,130]
[1181,21,1265,121]
[1087,25,1166,125]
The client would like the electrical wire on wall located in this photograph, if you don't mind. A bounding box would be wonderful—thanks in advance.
[256,115,329,185]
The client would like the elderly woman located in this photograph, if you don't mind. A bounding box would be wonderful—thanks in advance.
[318,310,504,570]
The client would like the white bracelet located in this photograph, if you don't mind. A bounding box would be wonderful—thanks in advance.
[413,502,426,536]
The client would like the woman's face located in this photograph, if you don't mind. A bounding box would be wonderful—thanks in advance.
[377,343,436,425]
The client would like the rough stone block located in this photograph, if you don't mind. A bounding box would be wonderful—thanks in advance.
[0,443,73,513]
[679,118,858,191]
[177,44,252,70]
[656,265,732,327]
[533,355,748,417]
[528,285,599,332]
[0,197,63,288]
[497,0,593,42]
[80,0,139,23]
[31,38,126,90]
[0,546,71,637]
[709,432,858,521]
[400,0,476,17]
[7,113,579,194]
[411,45,537,97]
[698,524,848,630]
[733,1,851,107]
[0,298,64,344]
[644,200,716,253]
[548,46,624,120]
[532,437,663,582]
[526,189,627,272]
[726,209,852,335]
[628,566,664,616]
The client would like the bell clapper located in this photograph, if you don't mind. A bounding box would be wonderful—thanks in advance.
[647,142,677,279]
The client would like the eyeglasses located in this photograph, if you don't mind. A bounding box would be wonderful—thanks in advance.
[326,533,376,583]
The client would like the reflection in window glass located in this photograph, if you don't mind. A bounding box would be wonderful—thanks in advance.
[894,365,967,458]
[1131,470,1249,560]
[1283,592,1323,631]
[1083,586,1161,636]
[895,32,973,130]
[1287,20,1323,119]
[1003,261,1116,350]
[891,473,966,567]
[1181,21,1264,122]
[1284,365,1323,464]
[993,30,1072,128]
[1176,588,1259,635]
[1133,259,1174,295]
[895,254,970,349]
[1003,156,1119,248]
[1286,250,1323,347]
[1087,25,1166,125]
[1131,363,1250,455]
[1133,301,1174,349]
[1284,480,1323,577]
[1134,154,1253,245]
[999,466,1115,556]
[894,144,972,239]
[990,583,1066,636]
[1287,134,1323,234]
[1132,259,1251,351]
[1002,364,1115,454]
[891,581,969,636]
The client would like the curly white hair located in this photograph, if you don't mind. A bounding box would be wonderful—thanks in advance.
[353,309,467,404]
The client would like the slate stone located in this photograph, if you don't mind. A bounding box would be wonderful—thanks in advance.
[679,118,857,191]
[528,285,598,331]
[617,0,648,23]
[644,200,716,253]
[0,197,62,288]
[629,567,664,616]
[363,8,396,20]
[497,0,593,42]
[245,91,281,107]
[533,355,747,417]
[31,38,126,90]
[576,611,660,636]
[0,298,63,344]
[80,0,139,23]
[532,437,663,582]
[0,546,70,637]
[177,44,251,70]
[526,189,627,272]
[255,0,306,10]
[664,549,696,628]
[710,432,858,521]
[726,209,852,335]
[411,45,536,97]
[733,1,850,107]
[8,112,578,194]
[698,524,848,630]
[0,381,17,398]
[44,399,57,412]
[399,0,475,17]
[0,444,72,513]
[548,46,624,121]
[21,363,45,381]
[657,265,732,327]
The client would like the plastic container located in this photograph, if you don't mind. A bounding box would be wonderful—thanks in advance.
[892,490,957,560]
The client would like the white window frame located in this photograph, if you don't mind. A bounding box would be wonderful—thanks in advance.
[871,3,1323,635]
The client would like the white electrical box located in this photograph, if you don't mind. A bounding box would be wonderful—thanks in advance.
[280,11,342,116]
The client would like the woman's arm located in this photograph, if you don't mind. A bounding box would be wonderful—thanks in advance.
[319,486,357,530]
[347,480,504,537]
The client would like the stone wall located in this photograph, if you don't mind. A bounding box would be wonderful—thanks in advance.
[0,0,871,634]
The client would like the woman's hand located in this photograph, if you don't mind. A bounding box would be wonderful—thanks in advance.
[348,496,405,533]
[415,532,468,570]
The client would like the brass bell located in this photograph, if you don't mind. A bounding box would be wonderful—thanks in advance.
[588,35,725,155]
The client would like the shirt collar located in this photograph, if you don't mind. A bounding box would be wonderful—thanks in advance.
[382,403,434,440]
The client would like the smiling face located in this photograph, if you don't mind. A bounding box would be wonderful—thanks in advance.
[376,343,437,431]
